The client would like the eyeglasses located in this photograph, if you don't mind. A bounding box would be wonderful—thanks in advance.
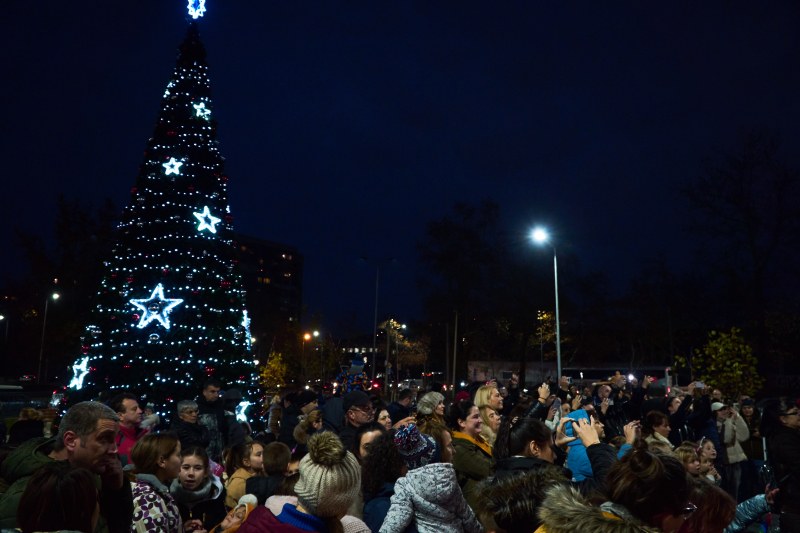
[351,405,374,415]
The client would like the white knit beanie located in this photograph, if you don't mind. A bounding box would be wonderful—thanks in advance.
[294,431,361,518]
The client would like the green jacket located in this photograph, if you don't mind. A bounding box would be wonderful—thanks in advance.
[451,434,493,511]
[0,438,133,533]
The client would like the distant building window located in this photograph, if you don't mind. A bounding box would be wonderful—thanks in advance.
[283,272,291,278]
[257,276,271,285]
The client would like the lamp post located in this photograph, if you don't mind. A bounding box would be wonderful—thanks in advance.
[531,228,561,380]
[37,292,60,385]
[360,257,396,381]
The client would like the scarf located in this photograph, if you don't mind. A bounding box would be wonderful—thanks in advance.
[452,431,493,457]
[170,475,222,507]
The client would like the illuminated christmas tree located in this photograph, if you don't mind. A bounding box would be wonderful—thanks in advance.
[67,2,256,409]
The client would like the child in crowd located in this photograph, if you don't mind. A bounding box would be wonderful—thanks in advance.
[245,441,293,504]
[211,494,257,533]
[225,441,265,508]
[171,446,228,532]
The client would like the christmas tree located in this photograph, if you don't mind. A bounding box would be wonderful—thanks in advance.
[67,3,256,410]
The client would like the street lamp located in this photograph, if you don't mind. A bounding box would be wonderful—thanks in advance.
[531,227,561,380]
[37,292,60,385]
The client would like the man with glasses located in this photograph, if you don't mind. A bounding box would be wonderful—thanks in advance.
[338,390,374,449]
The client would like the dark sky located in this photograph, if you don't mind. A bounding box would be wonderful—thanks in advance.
[3,2,800,336]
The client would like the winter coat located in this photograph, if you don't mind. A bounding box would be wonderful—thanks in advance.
[379,462,481,533]
[451,432,493,511]
[224,468,254,509]
[170,474,227,531]
[197,397,227,462]
[116,425,149,467]
[534,483,662,533]
[131,474,183,533]
[766,424,800,515]
[170,418,211,452]
[739,411,764,461]
[235,505,308,533]
[644,431,674,450]
[718,414,749,465]
[725,494,769,533]
[364,482,395,533]
[0,438,133,533]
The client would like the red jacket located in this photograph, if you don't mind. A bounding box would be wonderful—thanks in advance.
[116,424,149,466]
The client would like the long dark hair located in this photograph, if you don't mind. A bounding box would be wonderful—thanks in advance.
[360,432,405,498]
[18,462,98,533]
[351,422,386,460]
[494,416,552,461]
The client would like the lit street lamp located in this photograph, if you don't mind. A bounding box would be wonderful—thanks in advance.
[37,292,60,385]
[531,228,561,380]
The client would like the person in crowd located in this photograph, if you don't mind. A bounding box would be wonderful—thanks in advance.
[338,391,376,450]
[674,442,702,477]
[266,394,283,442]
[415,391,445,428]
[0,401,133,532]
[140,403,160,431]
[738,398,764,501]
[761,397,800,532]
[380,423,479,533]
[681,476,737,533]
[475,465,570,533]
[224,441,265,509]
[375,407,393,431]
[714,401,749,501]
[171,400,211,452]
[209,494,257,533]
[129,432,183,533]
[351,422,386,463]
[664,381,697,447]
[170,446,227,532]
[535,447,693,533]
[6,408,45,448]
[246,441,292,505]
[238,432,365,533]
[475,385,503,446]
[698,437,722,485]
[642,409,674,450]
[387,389,414,427]
[197,379,228,462]
[220,389,248,451]
[360,432,406,533]
[293,410,323,455]
[445,400,493,510]
[108,391,148,466]
[15,461,100,533]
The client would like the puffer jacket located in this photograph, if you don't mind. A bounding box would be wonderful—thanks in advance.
[534,484,662,533]
[378,463,481,533]
[725,494,769,533]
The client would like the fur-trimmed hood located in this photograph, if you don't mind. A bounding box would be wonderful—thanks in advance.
[536,484,662,533]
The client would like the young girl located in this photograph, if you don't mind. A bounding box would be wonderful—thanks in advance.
[698,438,722,485]
[674,442,701,476]
[224,442,264,508]
[170,446,228,532]
[130,433,184,533]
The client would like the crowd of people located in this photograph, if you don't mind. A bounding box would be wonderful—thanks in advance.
[0,373,797,533]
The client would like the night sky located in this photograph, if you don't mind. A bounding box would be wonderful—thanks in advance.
[3,2,800,336]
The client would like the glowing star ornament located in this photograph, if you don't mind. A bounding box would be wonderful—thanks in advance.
[188,0,206,19]
[162,157,184,176]
[69,356,90,390]
[193,102,211,120]
[129,284,184,330]
[193,206,221,234]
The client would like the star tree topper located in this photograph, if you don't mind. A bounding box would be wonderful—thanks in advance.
[193,205,221,234]
[130,284,184,330]
[188,0,206,19]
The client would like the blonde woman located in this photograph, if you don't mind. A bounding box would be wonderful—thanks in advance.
[474,385,503,446]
